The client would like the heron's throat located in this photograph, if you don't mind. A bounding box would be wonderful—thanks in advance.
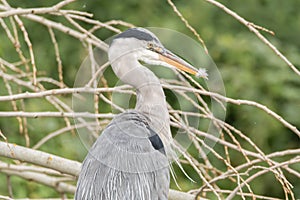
[135,82,170,139]
[135,84,167,114]
[110,55,170,138]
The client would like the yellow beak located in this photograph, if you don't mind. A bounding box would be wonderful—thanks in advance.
[158,49,208,79]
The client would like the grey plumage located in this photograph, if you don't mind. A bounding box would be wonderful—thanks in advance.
[75,27,207,200]
[75,111,169,200]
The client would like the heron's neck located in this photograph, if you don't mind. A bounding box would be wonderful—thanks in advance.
[134,72,170,138]
[110,56,171,139]
[135,81,168,118]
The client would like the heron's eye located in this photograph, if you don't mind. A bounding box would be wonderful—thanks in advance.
[147,43,164,54]
[147,42,154,49]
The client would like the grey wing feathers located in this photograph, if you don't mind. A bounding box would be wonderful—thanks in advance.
[75,111,170,200]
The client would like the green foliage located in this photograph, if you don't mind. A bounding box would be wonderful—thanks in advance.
[0,0,299,198]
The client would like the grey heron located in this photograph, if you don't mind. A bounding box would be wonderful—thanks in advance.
[75,28,207,200]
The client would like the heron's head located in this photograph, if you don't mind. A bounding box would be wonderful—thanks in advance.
[108,28,208,79]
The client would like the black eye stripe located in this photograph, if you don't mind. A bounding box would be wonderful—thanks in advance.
[114,28,160,44]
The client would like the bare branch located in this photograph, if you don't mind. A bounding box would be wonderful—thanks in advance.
[48,27,64,88]
[0,1,299,199]
[227,156,300,200]
[0,141,81,176]
[0,85,133,101]
[0,0,76,18]
[0,111,115,119]
[20,13,108,51]
[164,84,300,137]
[166,0,208,54]
[0,141,202,200]
[205,0,300,76]
[1,169,76,194]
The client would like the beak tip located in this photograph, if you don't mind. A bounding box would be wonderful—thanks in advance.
[196,68,208,80]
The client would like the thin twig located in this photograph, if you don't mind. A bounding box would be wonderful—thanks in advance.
[0,0,76,18]
[205,0,300,76]
[48,27,64,88]
[0,111,115,119]
[163,84,300,137]
[0,86,133,102]
[166,0,208,54]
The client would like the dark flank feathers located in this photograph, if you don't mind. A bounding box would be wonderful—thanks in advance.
[148,128,166,155]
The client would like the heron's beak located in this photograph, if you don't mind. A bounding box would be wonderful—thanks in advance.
[159,49,208,79]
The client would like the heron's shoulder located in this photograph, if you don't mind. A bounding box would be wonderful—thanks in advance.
[85,110,168,173]
[109,110,150,130]
[114,110,149,122]
[101,110,166,155]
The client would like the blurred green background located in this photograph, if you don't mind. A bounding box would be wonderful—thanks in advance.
[0,0,299,199]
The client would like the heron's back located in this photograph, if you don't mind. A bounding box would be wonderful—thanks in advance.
[75,111,170,200]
